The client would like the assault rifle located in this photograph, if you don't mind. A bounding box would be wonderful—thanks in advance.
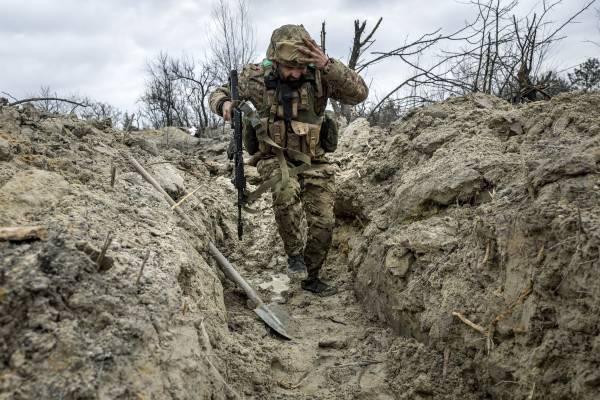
[230,69,246,239]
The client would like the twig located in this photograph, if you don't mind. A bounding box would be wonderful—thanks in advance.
[171,184,203,210]
[478,240,491,269]
[327,316,347,325]
[527,381,536,400]
[330,360,382,368]
[197,318,241,398]
[442,347,450,378]
[9,97,89,108]
[96,232,113,270]
[136,250,151,285]
[110,164,117,188]
[1,91,18,101]
[451,311,487,334]
[290,370,311,389]
[200,319,214,353]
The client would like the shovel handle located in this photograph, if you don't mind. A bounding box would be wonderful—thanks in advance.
[208,242,263,306]
[124,152,263,308]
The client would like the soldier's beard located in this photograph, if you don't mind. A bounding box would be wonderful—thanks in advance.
[277,66,305,89]
[281,76,305,89]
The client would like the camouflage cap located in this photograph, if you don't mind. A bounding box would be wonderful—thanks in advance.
[266,24,312,68]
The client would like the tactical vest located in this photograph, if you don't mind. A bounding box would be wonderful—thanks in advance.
[257,63,327,163]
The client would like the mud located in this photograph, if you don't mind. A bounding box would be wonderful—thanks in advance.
[1,92,599,399]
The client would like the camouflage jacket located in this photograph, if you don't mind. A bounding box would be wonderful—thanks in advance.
[209,58,368,120]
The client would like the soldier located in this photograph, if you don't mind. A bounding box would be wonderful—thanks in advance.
[209,24,368,296]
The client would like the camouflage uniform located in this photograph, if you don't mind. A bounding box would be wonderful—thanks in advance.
[209,25,368,282]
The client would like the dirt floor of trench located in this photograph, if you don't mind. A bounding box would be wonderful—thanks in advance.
[217,208,399,399]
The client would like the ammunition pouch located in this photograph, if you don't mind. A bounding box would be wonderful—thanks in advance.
[267,119,322,158]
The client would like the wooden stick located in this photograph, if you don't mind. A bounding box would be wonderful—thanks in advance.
[171,184,203,210]
[136,250,151,285]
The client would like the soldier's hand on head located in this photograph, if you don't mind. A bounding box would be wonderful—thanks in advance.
[299,38,330,70]
[222,101,233,121]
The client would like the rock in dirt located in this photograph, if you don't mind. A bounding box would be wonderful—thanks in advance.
[318,337,348,349]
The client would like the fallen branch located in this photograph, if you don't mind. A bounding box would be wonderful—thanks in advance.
[9,97,89,108]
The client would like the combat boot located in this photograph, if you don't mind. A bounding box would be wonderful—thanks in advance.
[287,254,307,281]
[301,276,337,297]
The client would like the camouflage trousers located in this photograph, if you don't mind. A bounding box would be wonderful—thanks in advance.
[257,157,336,279]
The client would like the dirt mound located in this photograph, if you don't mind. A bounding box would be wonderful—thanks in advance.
[337,92,600,399]
[0,105,246,399]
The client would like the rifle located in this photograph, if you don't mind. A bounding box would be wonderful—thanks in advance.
[230,70,246,239]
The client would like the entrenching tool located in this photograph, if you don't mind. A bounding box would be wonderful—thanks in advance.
[208,243,297,339]
[124,153,297,340]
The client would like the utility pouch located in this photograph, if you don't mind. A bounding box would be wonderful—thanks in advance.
[320,111,339,153]
[289,120,321,157]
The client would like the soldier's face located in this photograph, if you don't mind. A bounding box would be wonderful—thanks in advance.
[278,64,307,81]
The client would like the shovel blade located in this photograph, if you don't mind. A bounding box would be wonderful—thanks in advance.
[254,303,298,340]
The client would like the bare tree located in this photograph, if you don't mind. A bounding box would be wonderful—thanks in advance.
[139,52,222,133]
[79,100,122,125]
[140,52,188,129]
[568,57,600,90]
[334,18,383,121]
[169,55,220,135]
[364,0,597,121]
[209,0,256,81]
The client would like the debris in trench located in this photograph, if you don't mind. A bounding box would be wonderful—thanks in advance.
[0,225,48,241]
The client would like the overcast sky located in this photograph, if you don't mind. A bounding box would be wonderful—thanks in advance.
[1,0,598,112]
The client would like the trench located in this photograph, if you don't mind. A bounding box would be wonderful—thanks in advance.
[214,194,399,399]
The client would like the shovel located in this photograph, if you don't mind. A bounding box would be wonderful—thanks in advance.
[208,242,297,339]
[125,153,297,340]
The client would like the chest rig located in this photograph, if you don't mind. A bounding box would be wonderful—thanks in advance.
[258,65,325,164]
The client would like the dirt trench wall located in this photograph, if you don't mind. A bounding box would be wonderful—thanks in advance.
[335,92,600,399]
[0,105,245,399]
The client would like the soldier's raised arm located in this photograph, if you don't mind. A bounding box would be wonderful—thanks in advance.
[321,58,369,106]
[297,37,368,106]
